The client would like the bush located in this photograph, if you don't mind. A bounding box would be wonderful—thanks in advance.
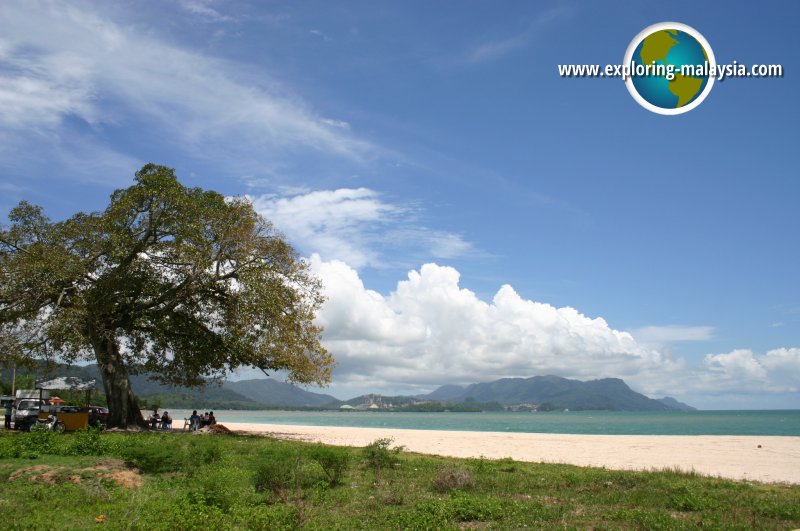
[25,429,61,456]
[188,438,224,465]
[253,443,302,499]
[362,438,404,481]
[306,444,350,486]
[188,464,253,512]
[0,431,62,459]
[66,427,105,456]
[120,438,186,473]
[432,465,474,493]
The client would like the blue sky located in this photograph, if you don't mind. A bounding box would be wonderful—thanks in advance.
[1,1,798,408]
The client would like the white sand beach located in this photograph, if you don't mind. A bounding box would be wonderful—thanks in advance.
[224,422,800,484]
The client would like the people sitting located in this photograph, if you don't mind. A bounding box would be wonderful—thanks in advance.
[183,409,218,431]
[189,410,200,431]
[160,411,172,430]
[149,409,160,429]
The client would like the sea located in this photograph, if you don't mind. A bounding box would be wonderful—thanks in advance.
[160,409,800,436]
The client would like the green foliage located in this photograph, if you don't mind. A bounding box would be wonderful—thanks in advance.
[65,427,105,456]
[362,437,404,480]
[188,464,254,511]
[190,437,224,465]
[24,428,61,456]
[0,164,333,428]
[668,483,719,511]
[119,437,188,474]
[253,442,302,497]
[393,493,516,528]
[0,430,799,529]
[397,400,504,412]
[136,392,264,410]
[306,443,351,486]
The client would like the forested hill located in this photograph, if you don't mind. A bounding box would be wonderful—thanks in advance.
[224,379,338,407]
[1,363,334,409]
[422,375,691,411]
[3,365,694,411]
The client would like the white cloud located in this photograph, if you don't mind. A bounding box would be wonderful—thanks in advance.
[459,6,571,65]
[632,325,715,344]
[251,188,398,268]
[250,188,474,269]
[424,232,473,259]
[0,47,97,128]
[176,0,235,23]
[464,33,531,65]
[0,1,373,177]
[309,256,687,395]
[302,256,800,403]
[700,348,800,394]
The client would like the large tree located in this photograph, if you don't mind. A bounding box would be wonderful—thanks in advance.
[0,164,333,427]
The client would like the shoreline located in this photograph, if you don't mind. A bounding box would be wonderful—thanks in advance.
[224,422,800,484]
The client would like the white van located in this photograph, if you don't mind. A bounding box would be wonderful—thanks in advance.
[14,390,50,431]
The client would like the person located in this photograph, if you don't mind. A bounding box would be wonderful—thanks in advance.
[89,407,100,428]
[208,411,216,425]
[3,400,13,430]
[161,411,172,431]
[201,412,210,428]
[189,410,200,431]
[149,408,160,429]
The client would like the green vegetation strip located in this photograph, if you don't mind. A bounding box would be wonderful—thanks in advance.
[1,429,798,529]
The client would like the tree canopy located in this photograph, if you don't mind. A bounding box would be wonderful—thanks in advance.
[0,164,333,427]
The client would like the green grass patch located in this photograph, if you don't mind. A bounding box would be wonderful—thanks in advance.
[0,429,798,529]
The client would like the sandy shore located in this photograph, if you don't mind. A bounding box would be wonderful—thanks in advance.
[224,422,800,484]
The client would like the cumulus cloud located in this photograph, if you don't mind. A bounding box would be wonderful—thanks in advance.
[301,256,800,402]
[309,255,688,395]
[250,188,474,268]
[700,348,800,393]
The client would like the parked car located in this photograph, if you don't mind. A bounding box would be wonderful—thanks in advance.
[14,398,50,431]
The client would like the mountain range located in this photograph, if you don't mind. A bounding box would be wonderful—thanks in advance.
[418,375,695,412]
[1,363,695,411]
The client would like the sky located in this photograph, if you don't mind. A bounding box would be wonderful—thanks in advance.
[1,0,798,409]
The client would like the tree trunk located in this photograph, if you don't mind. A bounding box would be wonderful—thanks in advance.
[92,330,145,429]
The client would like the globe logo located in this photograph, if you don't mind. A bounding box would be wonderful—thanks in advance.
[624,22,716,115]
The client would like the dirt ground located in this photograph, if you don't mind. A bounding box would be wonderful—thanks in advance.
[8,459,143,488]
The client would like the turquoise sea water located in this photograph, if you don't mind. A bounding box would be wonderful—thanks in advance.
[166,409,800,436]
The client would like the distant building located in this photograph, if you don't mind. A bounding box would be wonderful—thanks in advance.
[363,394,383,408]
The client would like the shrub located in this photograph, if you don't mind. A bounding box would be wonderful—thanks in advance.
[306,444,350,486]
[25,429,61,456]
[2,429,68,458]
[362,438,404,481]
[0,434,16,458]
[120,439,186,473]
[188,438,224,465]
[668,484,717,512]
[253,443,302,499]
[188,464,253,512]
[433,465,474,493]
[66,427,105,456]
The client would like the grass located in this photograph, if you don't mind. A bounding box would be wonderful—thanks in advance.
[0,429,798,529]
